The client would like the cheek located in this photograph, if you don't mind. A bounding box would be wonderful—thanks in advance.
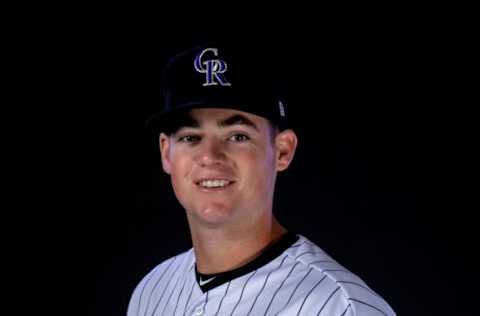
[169,155,192,190]
[243,146,276,188]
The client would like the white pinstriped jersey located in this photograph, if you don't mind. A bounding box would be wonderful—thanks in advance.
[127,234,396,316]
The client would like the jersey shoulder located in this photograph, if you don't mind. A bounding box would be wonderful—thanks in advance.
[126,248,194,316]
[283,235,396,316]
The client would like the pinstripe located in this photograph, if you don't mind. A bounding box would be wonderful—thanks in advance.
[295,251,326,260]
[159,271,182,315]
[308,260,335,266]
[296,275,327,315]
[183,279,196,315]
[171,277,187,316]
[322,269,348,273]
[340,304,351,316]
[316,286,341,315]
[203,291,209,314]
[136,264,162,316]
[172,265,194,316]
[348,298,389,316]
[149,260,183,316]
[278,267,313,313]
[214,281,231,316]
[142,256,177,316]
[246,255,289,315]
[230,270,258,316]
[263,262,301,315]
[128,235,395,316]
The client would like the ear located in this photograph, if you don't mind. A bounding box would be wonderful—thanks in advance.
[159,132,172,174]
[274,129,298,172]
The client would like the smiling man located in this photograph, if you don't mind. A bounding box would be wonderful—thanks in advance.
[127,41,396,316]
[159,108,293,277]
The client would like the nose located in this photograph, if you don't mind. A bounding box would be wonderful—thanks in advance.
[194,136,227,167]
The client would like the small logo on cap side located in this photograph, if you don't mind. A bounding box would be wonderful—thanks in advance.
[194,48,231,87]
[279,100,286,117]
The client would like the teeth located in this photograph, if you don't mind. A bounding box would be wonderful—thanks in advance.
[199,180,231,188]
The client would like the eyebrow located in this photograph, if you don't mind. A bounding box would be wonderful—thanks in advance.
[218,114,259,132]
[177,113,259,132]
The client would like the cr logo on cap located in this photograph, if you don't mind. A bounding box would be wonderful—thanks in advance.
[194,48,231,87]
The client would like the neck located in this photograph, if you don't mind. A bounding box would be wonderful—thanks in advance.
[190,216,287,274]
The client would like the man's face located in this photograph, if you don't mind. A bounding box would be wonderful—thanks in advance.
[159,108,296,228]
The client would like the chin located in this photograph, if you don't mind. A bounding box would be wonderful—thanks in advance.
[194,203,235,226]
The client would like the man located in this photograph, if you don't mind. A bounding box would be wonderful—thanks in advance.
[127,41,396,315]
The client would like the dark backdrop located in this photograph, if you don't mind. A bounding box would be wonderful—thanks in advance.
[28,17,473,316]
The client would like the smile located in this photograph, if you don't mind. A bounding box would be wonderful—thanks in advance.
[195,179,235,189]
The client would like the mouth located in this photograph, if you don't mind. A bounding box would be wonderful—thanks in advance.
[194,179,236,191]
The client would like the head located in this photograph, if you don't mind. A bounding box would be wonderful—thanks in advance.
[147,41,296,230]
[158,108,297,229]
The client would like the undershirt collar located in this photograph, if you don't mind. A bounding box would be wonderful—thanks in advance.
[194,231,299,292]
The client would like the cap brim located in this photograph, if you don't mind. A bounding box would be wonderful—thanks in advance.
[145,102,249,133]
[146,100,290,135]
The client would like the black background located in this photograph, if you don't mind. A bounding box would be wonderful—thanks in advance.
[19,11,475,316]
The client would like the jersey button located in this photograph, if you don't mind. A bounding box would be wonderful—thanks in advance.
[193,306,203,315]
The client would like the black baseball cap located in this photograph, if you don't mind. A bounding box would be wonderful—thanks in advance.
[145,40,289,134]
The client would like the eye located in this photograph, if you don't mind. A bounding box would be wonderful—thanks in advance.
[228,134,250,142]
[178,135,201,143]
